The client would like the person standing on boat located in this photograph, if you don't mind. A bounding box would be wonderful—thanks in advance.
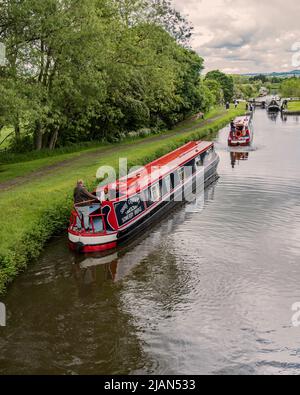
[74,180,100,231]
[230,120,236,136]
[99,186,110,202]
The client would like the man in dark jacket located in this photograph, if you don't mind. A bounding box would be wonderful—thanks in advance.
[74,180,100,231]
[74,180,97,204]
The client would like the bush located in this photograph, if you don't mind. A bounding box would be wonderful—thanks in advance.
[9,135,34,153]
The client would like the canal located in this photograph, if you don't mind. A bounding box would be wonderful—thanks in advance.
[1,109,300,375]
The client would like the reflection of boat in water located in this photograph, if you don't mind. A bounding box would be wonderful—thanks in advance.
[68,141,220,253]
[267,97,282,112]
[267,111,280,122]
[228,116,253,147]
[72,182,218,290]
[230,151,250,169]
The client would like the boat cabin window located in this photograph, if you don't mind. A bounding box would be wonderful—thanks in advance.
[195,155,203,167]
[203,147,214,165]
[186,159,196,174]
[162,175,172,196]
[172,171,181,188]
[151,183,161,202]
[178,167,185,183]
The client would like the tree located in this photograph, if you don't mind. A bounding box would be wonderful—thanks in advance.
[204,79,224,105]
[249,74,267,83]
[0,0,213,152]
[205,70,234,102]
[280,78,300,97]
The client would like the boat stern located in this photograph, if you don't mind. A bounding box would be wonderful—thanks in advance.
[68,229,118,253]
[68,207,118,253]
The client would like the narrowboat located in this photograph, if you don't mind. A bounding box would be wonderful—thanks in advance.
[228,116,253,147]
[267,97,282,112]
[68,141,220,253]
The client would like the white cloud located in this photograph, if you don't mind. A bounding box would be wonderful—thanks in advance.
[173,0,300,73]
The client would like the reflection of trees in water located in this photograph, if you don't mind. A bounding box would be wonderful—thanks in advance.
[114,184,218,333]
[1,181,218,375]
[122,247,188,311]
[0,247,147,375]
[67,182,218,374]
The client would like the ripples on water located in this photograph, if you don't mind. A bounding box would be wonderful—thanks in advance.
[1,110,300,375]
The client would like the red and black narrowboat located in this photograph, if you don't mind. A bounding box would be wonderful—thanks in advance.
[228,116,253,147]
[68,141,220,253]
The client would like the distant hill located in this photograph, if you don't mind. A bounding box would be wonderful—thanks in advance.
[243,70,300,78]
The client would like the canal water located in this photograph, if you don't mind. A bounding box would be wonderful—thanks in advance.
[1,109,300,375]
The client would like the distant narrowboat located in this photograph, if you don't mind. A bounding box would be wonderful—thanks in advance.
[68,141,220,253]
[267,98,282,112]
[228,116,253,147]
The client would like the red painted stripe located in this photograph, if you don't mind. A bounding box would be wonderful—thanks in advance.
[69,241,117,252]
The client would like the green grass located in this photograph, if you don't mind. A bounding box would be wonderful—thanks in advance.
[287,101,300,112]
[0,104,245,295]
[0,106,226,165]
[0,144,114,184]
[0,106,229,184]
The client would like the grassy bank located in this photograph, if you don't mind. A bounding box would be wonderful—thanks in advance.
[287,101,300,112]
[0,104,244,295]
[0,107,229,184]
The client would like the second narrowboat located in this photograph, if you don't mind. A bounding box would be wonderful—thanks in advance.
[228,116,253,147]
[267,97,282,112]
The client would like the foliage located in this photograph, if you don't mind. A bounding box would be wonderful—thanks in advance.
[286,101,300,112]
[249,74,268,83]
[280,78,300,97]
[203,79,224,105]
[0,0,209,151]
[205,70,234,102]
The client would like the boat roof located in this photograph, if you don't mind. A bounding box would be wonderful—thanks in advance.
[234,116,251,126]
[97,141,213,198]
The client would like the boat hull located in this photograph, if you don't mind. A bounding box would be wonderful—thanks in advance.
[267,106,281,112]
[228,115,253,148]
[68,156,220,253]
[228,139,251,147]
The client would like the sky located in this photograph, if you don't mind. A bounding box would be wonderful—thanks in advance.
[173,0,300,74]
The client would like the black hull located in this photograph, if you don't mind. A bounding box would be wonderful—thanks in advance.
[117,157,220,247]
[267,106,281,113]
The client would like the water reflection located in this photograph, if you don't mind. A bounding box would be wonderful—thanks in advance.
[267,111,280,122]
[71,183,218,295]
[2,110,300,375]
[230,151,250,169]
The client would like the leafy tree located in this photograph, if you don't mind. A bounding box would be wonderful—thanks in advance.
[205,70,234,102]
[280,78,300,97]
[204,79,224,105]
[0,0,216,152]
[249,74,267,83]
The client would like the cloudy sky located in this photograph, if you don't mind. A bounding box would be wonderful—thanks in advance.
[173,0,300,74]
